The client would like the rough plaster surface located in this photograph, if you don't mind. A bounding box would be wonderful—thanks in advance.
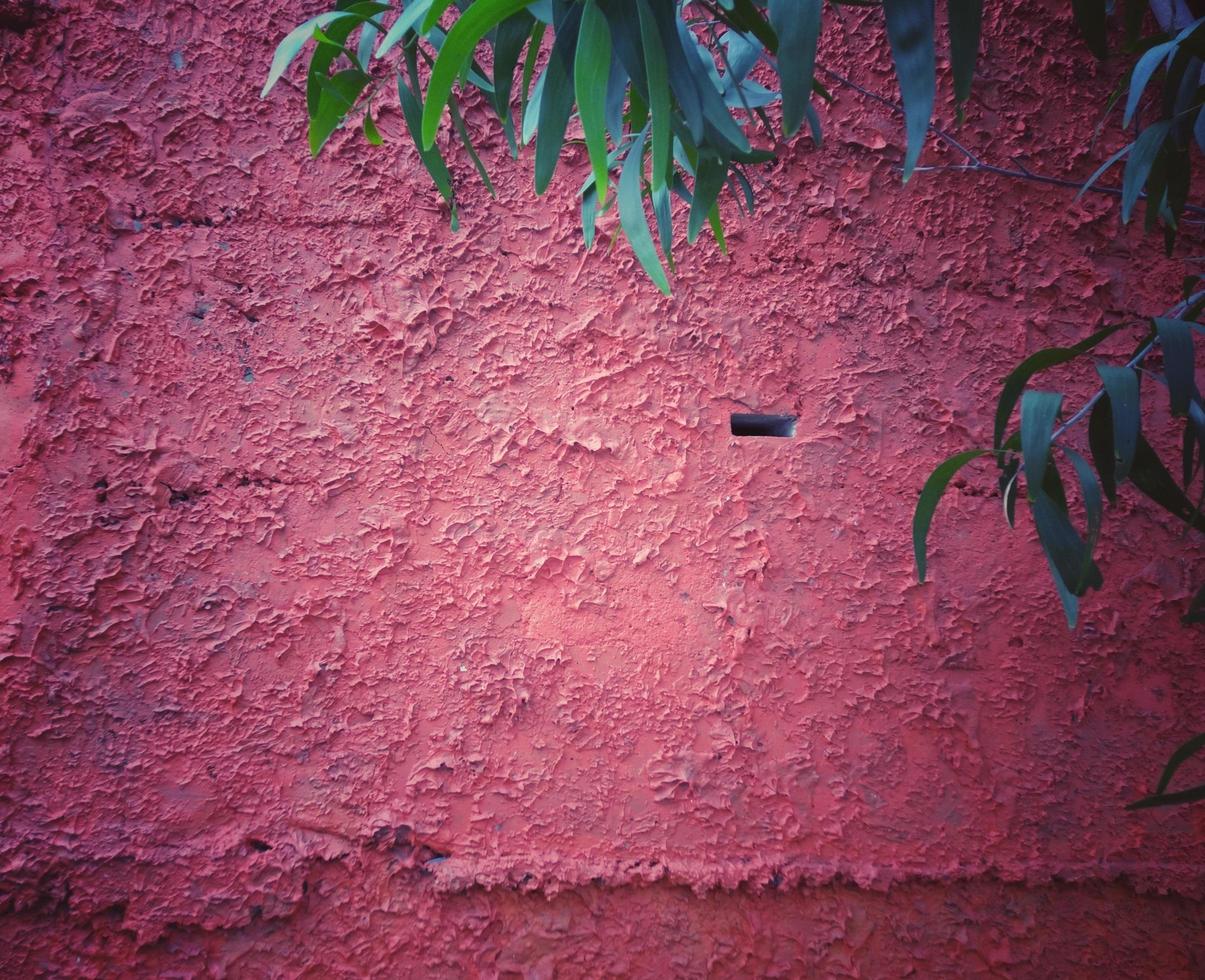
[1,0,1203,975]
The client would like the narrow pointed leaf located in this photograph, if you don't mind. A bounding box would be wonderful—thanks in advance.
[309,69,370,157]
[768,0,822,137]
[883,0,936,180]
[617,129,670,294]
[263,4,389,98]
[533,3,582,194]
[1020,390,1062,496]
[993,322,1128,450]
[913,449,990,582]
[688,155,728,243]
[1071,0,1108,59]
[421,0,534,151]
[947,0,982,106]
[1129,434,1205,531]
[377,0,435,58]
[576,2,613,206]
[1122,120,1172,222]
[1153,317,1197,416]
[637,0,671,193]
[1096,364,1141,483]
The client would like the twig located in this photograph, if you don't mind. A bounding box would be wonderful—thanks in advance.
[1049,292,1203,443]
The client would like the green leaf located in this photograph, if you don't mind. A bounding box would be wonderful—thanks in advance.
[262,4,390,98]
[992,322,1128,450]
[398,69,458,227]
[533,3,582,193]
[1153,317,1197,416]
[1061,445,1103,592]
[309,69,370,157]
[1122,120,1172,222]
[913,449,990,582]
[581,182,600,249]
[576,2,613,205]
[1184,582,1205,624]
[422,0,455,32]
[688,154,728,244]
[1088,396,1117,502]
[1095,364,1141,484]
[999,456,1020,528]
[1020,390,1062,496]
[1127,782,1205,808]
[1124,38,1177,127]
[377,0,435,58]
[707,203,727,253]
[363,111,383,145]
[947,0,982,108]
[519,20,547,136]
[1129,433,1205,532]
[768,0,822,137]
[637,0,671,194]
[617,129,670,294]
[1076,142,1131,201]
[1071,0,1108,59]
[448,96,495,195]
[883,0,936,181]
[1127,733,1205,809]
[1122,19,1205,126]
[421,0,535,151]
[490,11,536,119]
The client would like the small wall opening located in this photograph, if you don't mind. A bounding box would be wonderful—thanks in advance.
[730,413,797,438]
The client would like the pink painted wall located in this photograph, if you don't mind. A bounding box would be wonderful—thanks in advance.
[2,0,1203,974]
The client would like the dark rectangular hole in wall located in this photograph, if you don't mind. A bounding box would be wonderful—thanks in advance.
[730,413,797,438]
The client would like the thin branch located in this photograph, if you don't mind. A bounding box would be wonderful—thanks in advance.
[818,67,1205,219]
[1050,291,1204,443]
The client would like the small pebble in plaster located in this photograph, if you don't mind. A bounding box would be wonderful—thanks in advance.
[242,367,253,383]
[170,50,185,71]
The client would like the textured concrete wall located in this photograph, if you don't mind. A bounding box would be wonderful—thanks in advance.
[1,0,1203,975]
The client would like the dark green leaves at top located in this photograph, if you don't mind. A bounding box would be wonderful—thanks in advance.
[992,321,1127,450]
[883,0,936,181]
[576,1,612,203]
[1127,732,1205,809]
[913,449,990,582]
[947,0,982,109]
[768,0,822,138]
[421,0,534,151]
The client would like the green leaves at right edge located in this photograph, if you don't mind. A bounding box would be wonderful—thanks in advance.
[576,2,612,204]
[883,0,936,181]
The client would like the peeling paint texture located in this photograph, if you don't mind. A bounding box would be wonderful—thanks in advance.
[2,0,1204,975]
